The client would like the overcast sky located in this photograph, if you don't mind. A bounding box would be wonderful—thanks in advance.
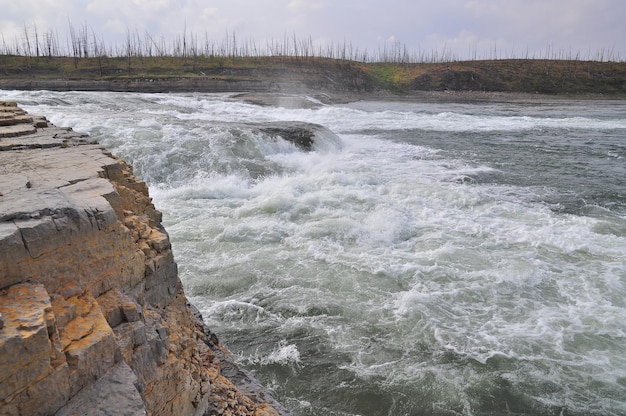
[1,0,624,60]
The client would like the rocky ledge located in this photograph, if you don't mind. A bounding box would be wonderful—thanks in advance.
[0,101,289,416]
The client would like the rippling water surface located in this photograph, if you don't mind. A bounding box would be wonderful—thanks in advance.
[7,90,626,415]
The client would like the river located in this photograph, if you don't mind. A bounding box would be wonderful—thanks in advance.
[6,90,626,416]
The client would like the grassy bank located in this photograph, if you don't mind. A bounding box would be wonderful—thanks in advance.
[1,54,625,96]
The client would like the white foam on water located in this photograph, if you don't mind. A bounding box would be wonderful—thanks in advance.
[268,342,302,365]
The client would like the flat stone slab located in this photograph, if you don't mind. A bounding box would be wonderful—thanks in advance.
[0,125,96,150]
[0,100,47,139]
[0,144,120,223]
[0,124,37,138]
[0,115,33,126]
[0,104,121,287]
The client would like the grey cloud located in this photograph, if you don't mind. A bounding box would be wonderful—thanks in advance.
[0,0,624,60]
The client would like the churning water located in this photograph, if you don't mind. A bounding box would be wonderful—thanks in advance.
[7,90,626,415]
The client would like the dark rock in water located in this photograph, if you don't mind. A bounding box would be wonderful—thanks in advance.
[259,123,316,150]
[227,121,341,152]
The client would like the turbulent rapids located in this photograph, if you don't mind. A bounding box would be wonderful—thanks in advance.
[6,90,626,416]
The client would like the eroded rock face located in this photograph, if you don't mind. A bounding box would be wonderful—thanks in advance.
[0,101,288,416]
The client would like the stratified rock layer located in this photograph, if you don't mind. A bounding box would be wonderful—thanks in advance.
[0,101,288,416]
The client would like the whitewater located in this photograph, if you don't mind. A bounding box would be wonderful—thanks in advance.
[6,90,626,416]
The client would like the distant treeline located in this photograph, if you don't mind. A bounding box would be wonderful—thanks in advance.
[2,21,623,64]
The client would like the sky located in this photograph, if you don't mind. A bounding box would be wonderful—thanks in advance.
[1,0,625,61]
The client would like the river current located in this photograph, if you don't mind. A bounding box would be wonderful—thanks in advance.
[6,90,626,416]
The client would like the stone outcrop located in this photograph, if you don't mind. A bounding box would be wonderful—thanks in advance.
[0,101,289,416]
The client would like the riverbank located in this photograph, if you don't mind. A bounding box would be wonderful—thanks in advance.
[0,101,290,416]
[1,56,625,98]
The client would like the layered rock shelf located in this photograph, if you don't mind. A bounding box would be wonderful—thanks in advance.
[0,101,289,416]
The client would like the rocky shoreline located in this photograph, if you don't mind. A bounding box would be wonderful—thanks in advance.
[0,101,290,415]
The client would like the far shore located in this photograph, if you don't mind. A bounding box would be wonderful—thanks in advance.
[1,56,625,100]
